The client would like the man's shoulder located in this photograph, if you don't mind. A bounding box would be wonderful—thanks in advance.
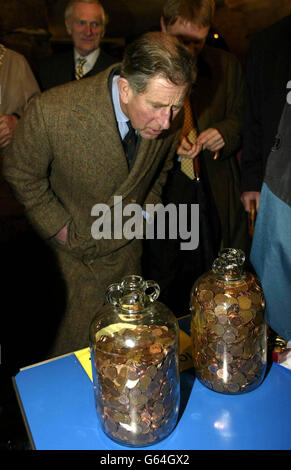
[39,50,73,69]
[201,45,240,68]
[98,49,118,66]
[5,47,24,61]
[39,64,116,106]
[4,47,31,69]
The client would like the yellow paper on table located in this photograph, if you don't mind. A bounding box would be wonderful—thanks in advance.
[74,328,193,382]
[74,347,93,381]
[178,328,193,372]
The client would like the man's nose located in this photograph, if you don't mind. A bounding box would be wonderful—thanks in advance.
[157,108,172,129]
[84,22,93,35]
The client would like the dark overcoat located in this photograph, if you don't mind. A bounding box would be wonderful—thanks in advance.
[38,48,117,91]
[191,46,248,250]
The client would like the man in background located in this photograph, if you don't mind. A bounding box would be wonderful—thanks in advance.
[38,0,116,91]
[0,44,39,148]
[240,14,291,213]
[143,0,248,317]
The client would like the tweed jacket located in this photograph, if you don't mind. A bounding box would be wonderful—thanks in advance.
[3,65,182,356]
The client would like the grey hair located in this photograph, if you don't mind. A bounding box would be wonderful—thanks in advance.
[64,0,108,26]
[120,31,196,95]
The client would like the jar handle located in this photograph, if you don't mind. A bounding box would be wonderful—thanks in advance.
[106,282,122,306]
[144,280,160,303]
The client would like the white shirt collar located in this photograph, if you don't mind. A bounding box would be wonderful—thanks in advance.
[112,75,132,140]
[74,48,100,74]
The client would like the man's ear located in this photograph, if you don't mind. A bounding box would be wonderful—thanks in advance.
[118,77,132,105]
[160,16,167,33]
[65,19,72,36]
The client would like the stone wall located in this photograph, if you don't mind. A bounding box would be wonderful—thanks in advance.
[0,0,51,72]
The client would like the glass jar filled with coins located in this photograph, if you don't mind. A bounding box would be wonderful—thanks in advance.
[190,248,267,394]
[89,275,180,447]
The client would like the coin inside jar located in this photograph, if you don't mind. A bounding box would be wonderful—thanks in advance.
[199,290,214,302]
[92,322,179,446]
[238,296,252,310]
[214,305,227,316]
[190,265,267,395]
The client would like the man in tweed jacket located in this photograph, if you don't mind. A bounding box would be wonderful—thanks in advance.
[3,32,197,358]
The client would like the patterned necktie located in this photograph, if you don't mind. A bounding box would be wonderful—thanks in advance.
[123,121,137,169]
[180,96,200,181]
[75,58,86,80]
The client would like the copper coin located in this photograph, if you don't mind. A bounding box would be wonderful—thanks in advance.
[215,305,226,316]
[119,394,130,405]
[238,296,252,310]
[226,383,240,393]
[205,310,217,324]
[138,374,152,391]
[232,371,246,386]
[130,387,141,398]
[149,343,162,354]
[217,314,228,325]
[229,315,243,327]
[152,328,163,337]
[228,303,240,314]
[104,366,117,380]
[199,289,214,302]
[136,393,148,406]
[105,417,118,433]
[223,331,236,344]
[237,325,249,338]
[240,310,254,324]
[224,296,238,308]
[250,292,261,305]
[212,324,225,336]
[214,293,229,305]
[230,344,243,356]
[127,368,139,380]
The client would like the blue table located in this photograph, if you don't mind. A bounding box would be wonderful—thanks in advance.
[13,317,291,451]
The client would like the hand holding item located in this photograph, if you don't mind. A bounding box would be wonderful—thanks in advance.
[240,191,261,213]
[177,134,202,160]
[178,127,224,161]
[197,127,225,153]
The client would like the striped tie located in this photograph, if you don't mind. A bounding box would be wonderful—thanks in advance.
[75,58,86,80]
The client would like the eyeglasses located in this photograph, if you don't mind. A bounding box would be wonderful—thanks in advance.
[176,35,206,47]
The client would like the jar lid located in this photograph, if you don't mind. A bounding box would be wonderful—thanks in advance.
[212,248,246,280]
[106,275,160,312]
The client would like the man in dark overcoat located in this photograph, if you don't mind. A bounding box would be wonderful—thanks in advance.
[38,0,116,91]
